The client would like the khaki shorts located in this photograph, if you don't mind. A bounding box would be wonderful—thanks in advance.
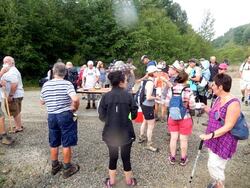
[5,97,23,117]
[0,102,4,118]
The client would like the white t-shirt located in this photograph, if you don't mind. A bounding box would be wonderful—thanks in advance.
[239,62,250,82]
[1,66,24,98]
[83,67,100,89]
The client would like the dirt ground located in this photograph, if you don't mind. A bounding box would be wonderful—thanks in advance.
[0,77,250,188]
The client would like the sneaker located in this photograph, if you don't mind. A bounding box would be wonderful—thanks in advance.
[168,155,176,165]
[0,134,14,145]
[207,181,217,188]
[245,101,248,106]
[241,96,245,102]
[126,178,137,186]
[51,161,63,175]
[63,163,80,179]
[104,178,114,188]
[145,142,159,152]
[138,135,146,143]
[202,122,208,126]
[179,157,188,166]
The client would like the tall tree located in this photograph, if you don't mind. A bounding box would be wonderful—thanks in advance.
[198,10,215,41]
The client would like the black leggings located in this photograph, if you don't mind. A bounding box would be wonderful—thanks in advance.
[107,142,132,171]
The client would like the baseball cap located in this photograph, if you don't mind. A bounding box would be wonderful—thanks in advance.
[87,60,94,66]
[219,63,228,70]
[140,55,148,62]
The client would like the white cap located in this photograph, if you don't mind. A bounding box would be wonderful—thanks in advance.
[87,60,94,66]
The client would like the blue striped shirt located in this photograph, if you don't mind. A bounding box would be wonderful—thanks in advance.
[40,79,76,114]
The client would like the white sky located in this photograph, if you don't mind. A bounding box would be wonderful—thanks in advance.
[173,0,250,38]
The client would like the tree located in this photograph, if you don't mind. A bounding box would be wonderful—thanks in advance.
[198,10,215,41]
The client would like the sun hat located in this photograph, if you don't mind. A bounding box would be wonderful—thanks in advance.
[146,66,159,74]
[109,60,134,72]
[170,60,184,72]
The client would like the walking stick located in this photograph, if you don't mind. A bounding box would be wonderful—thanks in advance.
[3,87,14,133]
[184,140,204,188]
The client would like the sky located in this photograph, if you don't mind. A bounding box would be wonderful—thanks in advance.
[173,0,250,38]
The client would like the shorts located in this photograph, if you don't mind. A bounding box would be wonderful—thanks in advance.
[5,97,23,117]
[0,102,4,118]
[141,105,154,120]
[48,111,78,147]
[240,80,250,90]
[167,117,193,135]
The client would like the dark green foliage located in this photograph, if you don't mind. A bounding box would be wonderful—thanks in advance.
[0,0,212,80]
[212,23,250,63]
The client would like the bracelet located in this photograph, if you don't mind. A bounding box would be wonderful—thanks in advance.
[211,132,215,139]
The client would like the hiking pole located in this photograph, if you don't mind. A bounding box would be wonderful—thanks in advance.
[3,87,14,133]
[185,140,204,188]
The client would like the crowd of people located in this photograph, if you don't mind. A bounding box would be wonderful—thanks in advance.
[1,54,249,188]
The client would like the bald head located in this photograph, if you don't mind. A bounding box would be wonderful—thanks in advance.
[66,61,73,69]
[3,56,15,66]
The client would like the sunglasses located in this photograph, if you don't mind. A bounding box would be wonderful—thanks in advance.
[218,68,227,70]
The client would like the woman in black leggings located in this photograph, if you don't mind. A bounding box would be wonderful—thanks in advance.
[98,71,138,188]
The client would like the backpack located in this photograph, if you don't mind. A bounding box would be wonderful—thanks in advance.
[216,111,249,140]
[169,87,188,120]
[65,68,78,84]
[134,80,149,106]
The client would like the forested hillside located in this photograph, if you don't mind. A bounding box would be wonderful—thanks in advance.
[213,23,250,64]
[0,0,213,80]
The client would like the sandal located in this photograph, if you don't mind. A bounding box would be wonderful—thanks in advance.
[104,178,114,188]
[126,178,137,186]
[14,128,23,133]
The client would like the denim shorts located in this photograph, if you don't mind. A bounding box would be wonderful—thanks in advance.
[48,111,77,147]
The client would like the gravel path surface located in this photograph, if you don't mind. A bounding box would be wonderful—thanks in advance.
[0,79,249,188]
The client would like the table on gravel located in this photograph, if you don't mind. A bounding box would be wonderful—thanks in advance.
[77,88,111,95]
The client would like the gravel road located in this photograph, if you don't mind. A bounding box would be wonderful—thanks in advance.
[0,78,249,188]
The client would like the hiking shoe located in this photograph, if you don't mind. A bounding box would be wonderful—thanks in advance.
[63,163,80,179]
[86,103,91,109]
[126,178,137,186]
[51,161,63,175]
[207,181,217,188]
[0,134,14,145]
[138,135,146,143]
[179,157,188,166]
[104,178,114,188]
[146,142,159,152]
[168,155,176,165]
[245,101,248,106]
[241,96,245,102]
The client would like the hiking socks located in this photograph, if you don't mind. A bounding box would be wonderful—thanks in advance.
[63,163,71,169]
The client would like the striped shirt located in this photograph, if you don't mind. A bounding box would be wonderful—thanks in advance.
[165,83,196,119]
[40,79,76,114]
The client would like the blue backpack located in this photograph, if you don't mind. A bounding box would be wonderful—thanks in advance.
[169,87,188,120]
[217,111,249,140]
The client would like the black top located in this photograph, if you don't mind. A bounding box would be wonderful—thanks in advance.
[209,62,219,81]
[98,87,138,146]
